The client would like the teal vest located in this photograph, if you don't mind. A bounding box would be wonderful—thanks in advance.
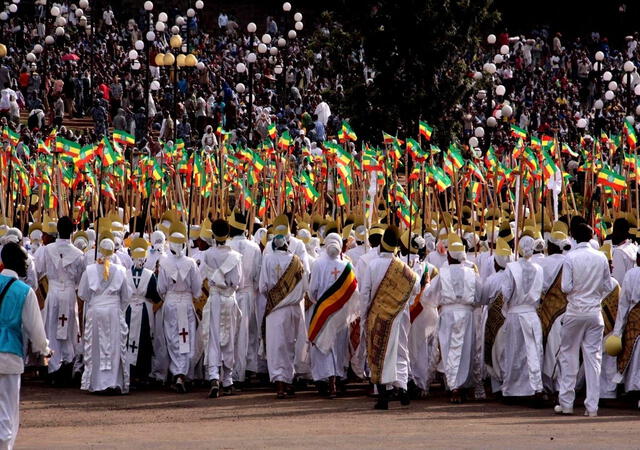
[0,274,30,357]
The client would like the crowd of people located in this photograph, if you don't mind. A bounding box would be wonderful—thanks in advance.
[0,1,347,162]
[4,1,640,449]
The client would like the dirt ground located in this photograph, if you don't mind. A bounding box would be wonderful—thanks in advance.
[15,380,640,449]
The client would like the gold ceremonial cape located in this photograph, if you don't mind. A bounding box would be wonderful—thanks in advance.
[538,269,567,345]
[618,302,640,374]
[366,257,417,384]
[602,285,620,336]
[261,255,304,341]
[484,293,504,367]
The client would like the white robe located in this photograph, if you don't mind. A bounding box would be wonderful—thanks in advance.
[499,259,544,396]
[360,253,420,389]
[34,239,85,373]
[350,246,380,378]
[200,245,242,387]
[78,263,132,393]
[424,263,480,390]
[612,241,637,285]
[263,236,310,376]
[409,262,439,392]
[154,254,202,380]
[345,243,367,268]
[259,249,307,384]
[228,235,262,379]
[307,254,357,381]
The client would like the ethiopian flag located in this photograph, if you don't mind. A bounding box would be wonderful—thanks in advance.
[542,150,558,179]
[624,119,637,148]
[419,121,433,141]
[99,136,121,166]
[447,144,464,169]
[510,124,528,140]
[341,121,357,141]
[267,123,277,140]
[55,137,81,159]
[597,167,627,191]
[278,131,293,149]
[113,129,135,146]
[336,178,349,207]
[432,166,452,192]
[258,196,267,218]
[77,144,95,167]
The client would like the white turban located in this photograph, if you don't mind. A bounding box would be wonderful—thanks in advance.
[30,229,43,242]
[518,236,535,259]
[448,250,466,262]
[99,238,115,256]
[423,233,436,253]
[0,228,22,245]
[324,232,342,258]
[253,227,267,244]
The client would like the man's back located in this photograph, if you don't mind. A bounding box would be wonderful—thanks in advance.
[561,242,614,314]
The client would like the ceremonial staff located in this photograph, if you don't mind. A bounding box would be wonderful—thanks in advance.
[186,147,197,254]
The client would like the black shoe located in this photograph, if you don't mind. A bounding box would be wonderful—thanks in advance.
[208,380,219,398]
[375,384,389,410]
[223,385,235,396]
[174,379,187,394]
[399,388,410,406]
[374,399,389,410]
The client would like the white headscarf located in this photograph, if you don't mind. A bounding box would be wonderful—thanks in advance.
[518,235,535,259]
[324,233,342,259]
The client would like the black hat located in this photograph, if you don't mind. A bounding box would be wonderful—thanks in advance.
[211,219,230,243]
[228,209,247,232]
[381,225,400,253]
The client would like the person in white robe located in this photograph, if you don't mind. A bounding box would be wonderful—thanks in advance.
[27,225,43,256]
[154,225,202,393]
[404,232,439,398]
[125,239,162,383]
[477,226,499,280]
[345,224,368,268]
[537,229,569,392]
[611,218,637,284]
[0,243,50,450]
[478,238,512,393]
[307,233,357,398]
[359,227,420,409]
[555,223,615,417]
[426,231,448,269]
[77,236,132,394]
[611,250,640,397]
[262,216,311,379]
[259,234,307,398]
[145,230,167,272]
[34,216,85,379]
[227,211,262,384]
[351,223,385,380]
[423,233,480,403]
[499,236,544,397]
[201,219,243,397]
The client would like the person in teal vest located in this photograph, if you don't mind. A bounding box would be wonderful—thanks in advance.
[0,242,50,449]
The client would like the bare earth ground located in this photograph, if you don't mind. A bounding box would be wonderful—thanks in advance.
[16,380,640,449]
